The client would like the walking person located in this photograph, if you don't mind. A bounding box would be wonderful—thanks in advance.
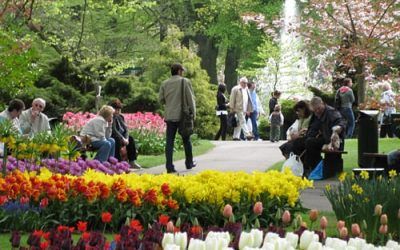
[379,81,396,138]
[109,98,142,170]
[269,104,284,142]
[247,81,264,141]
[215,83,229,141]
[269,90,281,114]
[229,77,254,141]
[159,63,196,173]
[334,78,355,138]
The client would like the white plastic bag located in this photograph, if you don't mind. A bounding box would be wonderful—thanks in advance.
[0,142,4,157]
[282,153,304,177]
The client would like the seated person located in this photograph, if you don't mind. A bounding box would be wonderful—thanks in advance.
[302,96,346,175]
[0,99,25,134]
[109,99,141,169]
[80,105,115,163]
[279,100,312,158]
[19,98,51,136]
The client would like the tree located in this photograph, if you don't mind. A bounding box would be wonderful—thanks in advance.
[299,0,400,103]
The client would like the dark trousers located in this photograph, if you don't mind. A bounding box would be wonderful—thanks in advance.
[166,121,193,171]
[114,136,137,162]
[380,124,394,138]
[249,111,259,140]
[215,115,228,140]
[304,137,325,174]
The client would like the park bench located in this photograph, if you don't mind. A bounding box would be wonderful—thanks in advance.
[321,150,347,179]
[352,153,387,178]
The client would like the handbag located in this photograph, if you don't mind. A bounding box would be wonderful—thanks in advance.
[281,153,304,177]
[227,113,237,128]
[178,78,194,137]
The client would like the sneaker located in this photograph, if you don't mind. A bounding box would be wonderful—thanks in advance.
[129,161,142,169]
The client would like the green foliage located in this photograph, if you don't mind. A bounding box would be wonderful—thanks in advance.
[280,98,297,127]
[308,86,336,107]
[143,26,218,139]
[0,29,39,102]
[103,77,133,99]
[325,173,400,243]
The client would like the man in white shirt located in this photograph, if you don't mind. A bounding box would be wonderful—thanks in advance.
[0,99,25,134]
[20,98,51,136]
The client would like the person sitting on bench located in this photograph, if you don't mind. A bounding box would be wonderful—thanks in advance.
[303,96,346,175]
[80,105,115,163]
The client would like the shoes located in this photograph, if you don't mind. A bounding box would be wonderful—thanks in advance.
[167,168,177,173]
[232,138,241,141]
[186,161,197,170]
[246,135,254,140]
[129,161,142,169]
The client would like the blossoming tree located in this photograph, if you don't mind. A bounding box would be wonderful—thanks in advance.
[300,0,400,103]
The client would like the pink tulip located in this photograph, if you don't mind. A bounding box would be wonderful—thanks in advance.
[309,209,319,222]
[253,202,263,216]
[223,204,233,218]
[339,227,348,239]
[379,224,388,234]
[320,216,328,230]
[282,210,291,224]
[337,220,345,230]
[351,223,361,237]
[166,221,175,233]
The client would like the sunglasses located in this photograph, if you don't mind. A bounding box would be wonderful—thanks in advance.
[34,103,44,109]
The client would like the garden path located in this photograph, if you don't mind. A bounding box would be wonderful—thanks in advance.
[140,140,335,212]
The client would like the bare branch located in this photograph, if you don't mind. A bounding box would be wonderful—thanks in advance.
[0,0,11,20]
[76,0,88,55]
[323,7,353,34]
[344,0,357,41]
[368,0,396,38]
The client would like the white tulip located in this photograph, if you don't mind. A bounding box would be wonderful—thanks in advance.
[162,233,175,249]
[239,232,254,250]
[322,247,335,250]
[243,247,262,250]
[164,244,181,250]
[274,237,290,250]
[175,232,188,250]
[344,246,357,250]
[300,230,317,249]
[263,232,280,247]
[285,232,299,248]
[386,240,400,250]
[221,248,234,250]
[188,238,206,250]
[205,231,230,249]
[205,237,219,250]
[347,238,367,250]
[307,241,323,250]
[250,229,263,248]
[262,242,275,250]
[325,237,347,250]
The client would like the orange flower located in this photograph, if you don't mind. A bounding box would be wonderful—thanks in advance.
[77,221,88,233]
[143,189,158,205]
[114,234,121,242]
[309,209,319,222]
[161,183,172,196]
[33,230,43,238]
[101,212,112,223]
[253,202,263,216]
[159,214,170,226]
[129,219,143,232]
[190,225,202,235]
[163,198,179,210]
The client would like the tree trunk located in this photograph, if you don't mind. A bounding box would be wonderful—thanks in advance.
[193,34,219,85]
[355,60,365,104]
[224,47,240,92]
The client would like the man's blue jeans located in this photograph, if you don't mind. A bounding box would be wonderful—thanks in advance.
[165,121,193,171]
[91,138,115,162]
[339,107,354,138]
[250,111,259,140]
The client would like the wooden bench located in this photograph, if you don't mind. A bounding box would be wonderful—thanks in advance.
[322,150,347,179]
[362,153,388,169]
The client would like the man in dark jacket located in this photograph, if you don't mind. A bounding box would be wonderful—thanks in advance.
[303,96,347,175]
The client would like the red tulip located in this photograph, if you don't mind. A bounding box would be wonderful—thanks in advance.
[77,221,87,233]
[39,198,49,208]
[101,212,112,223]
[320,216,328,230]
[223,204,233,218]
[159,214,170,226]
[253,202,263,216]
[282,210,291,225]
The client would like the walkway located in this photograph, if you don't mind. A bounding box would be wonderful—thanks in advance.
[140,140,335,212]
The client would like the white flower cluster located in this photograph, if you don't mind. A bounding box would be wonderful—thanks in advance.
[162,230,400,250]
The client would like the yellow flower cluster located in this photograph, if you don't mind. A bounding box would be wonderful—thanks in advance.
[351,183,364,195]
[36,168,313,207]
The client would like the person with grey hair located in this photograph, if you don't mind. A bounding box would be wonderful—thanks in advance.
[80,105,115,162]
[379,80,396,138]
[20,98,51,136]
[302,96,346,175]
[229,77,254,140]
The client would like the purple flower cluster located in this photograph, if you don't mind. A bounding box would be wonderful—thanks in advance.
[4,156,131,176]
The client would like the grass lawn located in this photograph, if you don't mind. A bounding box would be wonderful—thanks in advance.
[139,139,214,168]
[268,138,400,173]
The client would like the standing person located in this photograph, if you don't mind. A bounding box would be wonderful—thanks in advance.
[334,78,355,138]
[215,83,229,141]
[247,82,264,141]
[80,105,115,163]
[109,98,141,169]
[159,63,196,173]
[0,99,25,134]
[229,77,254,141]
[19,98,51,136]
[269,104,284,142]
[379,82,396,138]
[269,90,281,114]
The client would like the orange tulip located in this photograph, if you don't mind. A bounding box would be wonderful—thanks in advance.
[309,209,319,222]
[101,212,112,223]
[320,216,328,230]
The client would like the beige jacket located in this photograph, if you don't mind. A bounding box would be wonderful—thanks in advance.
[229,85,253,113]
[159,75,196,121]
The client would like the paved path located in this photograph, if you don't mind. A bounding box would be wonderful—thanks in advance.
[139,140,336,212]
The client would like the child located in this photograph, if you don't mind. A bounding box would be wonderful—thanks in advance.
[269,104,284,142]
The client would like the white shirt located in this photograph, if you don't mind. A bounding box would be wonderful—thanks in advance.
[242,87,249,113]
[80,116,112,142]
